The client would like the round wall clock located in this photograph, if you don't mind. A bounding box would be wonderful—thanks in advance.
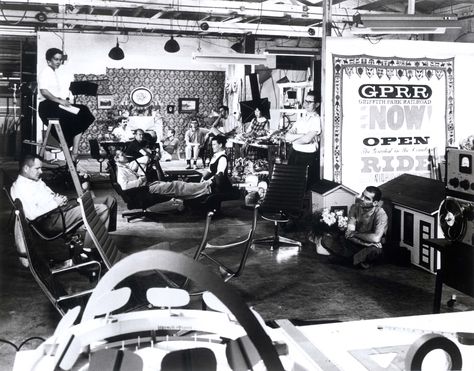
[130,87,153,106]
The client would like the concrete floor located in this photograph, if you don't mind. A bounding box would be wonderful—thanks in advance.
[1,156,474,370]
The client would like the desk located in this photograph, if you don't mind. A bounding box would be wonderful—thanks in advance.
[425,238,474,313]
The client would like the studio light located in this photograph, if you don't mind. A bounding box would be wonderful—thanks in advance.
[352,13,461,35]
[108,38,124,60]
[230,39,244,53]
[35,12,47,22]
[164,36,180,53]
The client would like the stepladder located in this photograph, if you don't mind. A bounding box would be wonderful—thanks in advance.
[38,119,84,197]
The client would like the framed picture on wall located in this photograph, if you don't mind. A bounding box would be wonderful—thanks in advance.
[178,98,199,113]
[97,95,114,109]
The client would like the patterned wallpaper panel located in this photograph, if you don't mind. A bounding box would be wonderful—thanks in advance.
[75,68,225,155]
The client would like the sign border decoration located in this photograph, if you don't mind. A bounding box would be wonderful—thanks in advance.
[332,55,455,183]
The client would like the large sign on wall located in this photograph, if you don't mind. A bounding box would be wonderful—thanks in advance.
[332,55,455,192]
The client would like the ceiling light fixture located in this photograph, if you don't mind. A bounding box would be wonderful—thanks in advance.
[165,18,180,53]
[192,53,276,68]
[352,13,461,35]
[230,39,244,53]
[164,35,180,53]
[265,47,319,56]
[108,38,124,60]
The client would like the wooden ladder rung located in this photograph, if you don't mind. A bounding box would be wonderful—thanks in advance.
[39,119,83,197]
[23,139,61,151]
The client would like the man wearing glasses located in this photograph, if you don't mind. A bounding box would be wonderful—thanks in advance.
[285,90,321,188]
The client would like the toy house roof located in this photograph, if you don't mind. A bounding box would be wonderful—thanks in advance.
[311,179,358,197]
[378,174,445,215]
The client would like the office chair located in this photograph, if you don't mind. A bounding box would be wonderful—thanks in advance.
[108,159,172,222]
[253,163,308,250]
[89,139,107,173]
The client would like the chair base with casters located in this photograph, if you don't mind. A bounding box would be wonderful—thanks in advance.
[253,211,302,251]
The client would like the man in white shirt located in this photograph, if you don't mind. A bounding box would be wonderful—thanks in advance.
[184,119,209,169]
[209,105,240,138]
[11,154,117,251]
[114,150,212,200]
[111,116,133,142]
[285,90,321,188]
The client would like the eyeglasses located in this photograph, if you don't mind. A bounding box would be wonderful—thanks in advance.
[304,100,315,103]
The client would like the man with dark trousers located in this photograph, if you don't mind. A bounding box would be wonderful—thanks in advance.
[11,154,117,253]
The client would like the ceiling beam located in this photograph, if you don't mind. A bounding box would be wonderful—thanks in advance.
[1,0,360,22]
[0,9,324,37]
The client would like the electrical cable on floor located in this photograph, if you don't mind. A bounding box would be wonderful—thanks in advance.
[0,336,45,351]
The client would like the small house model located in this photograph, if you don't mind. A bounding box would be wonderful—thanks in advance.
[311,179,358,216]
[379,174,445,273]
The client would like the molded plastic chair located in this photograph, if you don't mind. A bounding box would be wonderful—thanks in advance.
[253,163,308,250]
[89,139,107,173]
[13,198,101,316]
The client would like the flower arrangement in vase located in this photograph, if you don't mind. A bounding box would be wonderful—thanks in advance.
[309,208,348,255]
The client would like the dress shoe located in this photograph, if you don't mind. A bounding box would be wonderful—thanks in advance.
[185,164,192,169]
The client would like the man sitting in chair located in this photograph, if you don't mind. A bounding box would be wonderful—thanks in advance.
[161,128,180,161]
[125,129,155,169]
[10,154,117,252]
[184,119,209,169]
[114,150,213,200]
[322,186,388,269]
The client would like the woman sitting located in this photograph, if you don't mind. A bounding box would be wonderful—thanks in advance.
[38,48,95,162]
[240,106,270,160]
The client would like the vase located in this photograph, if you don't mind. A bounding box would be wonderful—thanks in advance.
[310,234,331,255]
